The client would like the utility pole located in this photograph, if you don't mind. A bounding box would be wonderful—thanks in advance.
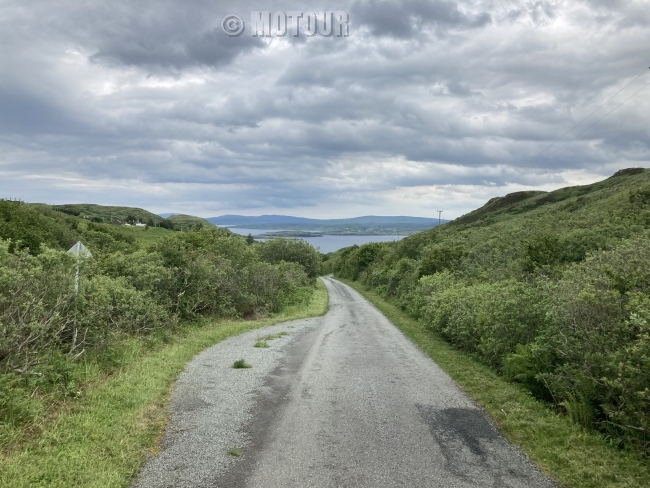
[437,209,443,227]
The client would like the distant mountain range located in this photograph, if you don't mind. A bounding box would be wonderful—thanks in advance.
[206,215,446,227]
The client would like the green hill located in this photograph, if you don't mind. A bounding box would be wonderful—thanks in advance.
[167,214,215,229]
[324,167,650,457]
[46,204,214,230]
[44,203,165,225]
[450,167,647,229]
[0,202,223,252]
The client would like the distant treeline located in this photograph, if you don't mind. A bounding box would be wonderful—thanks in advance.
[323,169,650,455]
[0,200,320,438]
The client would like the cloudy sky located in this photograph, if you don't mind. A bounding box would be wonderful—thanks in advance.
[1,0,649,219]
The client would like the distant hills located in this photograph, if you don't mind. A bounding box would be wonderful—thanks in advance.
[207,215,446,227]
[26,203,444,236]
[203,215,446,235]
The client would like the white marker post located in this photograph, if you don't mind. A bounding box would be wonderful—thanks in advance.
[68,241,92,293]
[67,241,92,358]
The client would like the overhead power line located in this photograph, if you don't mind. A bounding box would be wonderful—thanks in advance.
[547,77,650,157]
[535,66,650,158]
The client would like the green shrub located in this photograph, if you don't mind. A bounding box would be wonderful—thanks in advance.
[0,200,77,254]
[417,245,467,277]
[421,280,548,370]
[0,243,75,374]
[83,228,136,254]
[630,184,650,206]
[522,233,561,272]
[558,229,607,263]
[531,237,650,451]
[93,250,175,307]
[144,230,314,319]
[256,238,321,277]
[78,275,174,345]
[0,226,319,438]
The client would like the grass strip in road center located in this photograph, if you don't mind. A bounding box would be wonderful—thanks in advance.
[0,281,329,488]
[338,278,650,488]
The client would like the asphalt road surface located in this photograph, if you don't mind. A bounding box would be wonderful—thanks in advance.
[136,277,554,488]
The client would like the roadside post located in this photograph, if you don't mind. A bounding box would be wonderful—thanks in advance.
[67,241,92,358]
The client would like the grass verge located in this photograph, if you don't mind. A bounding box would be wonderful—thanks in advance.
[0,280,328,488]
[338,277,650,488]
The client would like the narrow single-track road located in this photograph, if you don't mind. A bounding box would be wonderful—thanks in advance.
[135,277,554,488]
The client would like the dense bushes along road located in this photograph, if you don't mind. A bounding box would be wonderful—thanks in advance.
[0,200,321,446]
[323,168,650,456]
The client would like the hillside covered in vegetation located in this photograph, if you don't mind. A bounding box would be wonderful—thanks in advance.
[166,214,214,230]
[44,203,168,226]
[323,168,650,455]
[0,200,321,447]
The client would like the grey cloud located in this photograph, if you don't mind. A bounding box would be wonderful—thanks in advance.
[0,0,264,71]
[351,0,491,38]
[526,1,556,25]
[0,87,81,135]
[0,0,649,218]
[187,29,263,66]
[92,27,264,69]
